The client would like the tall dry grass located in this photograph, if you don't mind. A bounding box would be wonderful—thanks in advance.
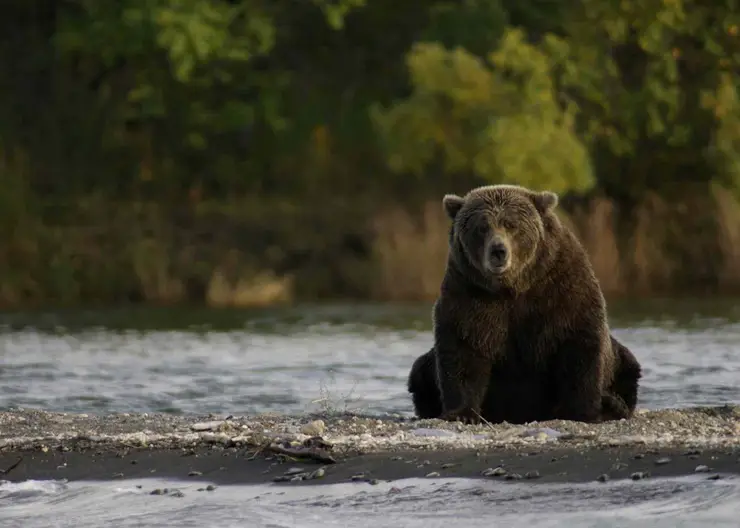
[371,201,450,301]
[370,189,740,301]
[712,185,740,289]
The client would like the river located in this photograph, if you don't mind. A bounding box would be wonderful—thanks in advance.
[1,299,740,527]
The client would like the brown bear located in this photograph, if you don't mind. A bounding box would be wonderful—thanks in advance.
[407,184,641,424]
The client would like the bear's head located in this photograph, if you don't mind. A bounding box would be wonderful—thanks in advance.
[442,184,559,287]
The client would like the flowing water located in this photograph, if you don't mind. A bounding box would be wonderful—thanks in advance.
[1,299,740,527]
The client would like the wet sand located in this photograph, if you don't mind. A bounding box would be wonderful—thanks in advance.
[1,444,738,486]
[2,406,740,485]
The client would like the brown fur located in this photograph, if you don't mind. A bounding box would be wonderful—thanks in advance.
[407,184,642,424]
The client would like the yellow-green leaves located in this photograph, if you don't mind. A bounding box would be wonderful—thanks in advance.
[373,29,593,194]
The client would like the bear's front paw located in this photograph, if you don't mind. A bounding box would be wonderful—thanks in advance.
[439,407,482,425]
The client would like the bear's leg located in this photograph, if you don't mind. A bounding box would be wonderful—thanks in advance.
[607,335,642,414]
[407,349,443,419]
[436,344,493,424]
[550,331,606,423]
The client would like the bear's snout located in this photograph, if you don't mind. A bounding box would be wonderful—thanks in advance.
[484,236,510,273]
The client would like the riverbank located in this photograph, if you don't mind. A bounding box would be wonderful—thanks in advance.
[1,407,739,485]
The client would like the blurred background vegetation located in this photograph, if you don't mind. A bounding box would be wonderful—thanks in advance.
[1,0,739,308]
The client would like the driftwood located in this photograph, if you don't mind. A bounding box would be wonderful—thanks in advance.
[249,436,336,464]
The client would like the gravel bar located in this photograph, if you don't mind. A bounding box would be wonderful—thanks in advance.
[1,406,739,485]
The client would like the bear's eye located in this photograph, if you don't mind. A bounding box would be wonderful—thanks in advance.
[501,219,516,230]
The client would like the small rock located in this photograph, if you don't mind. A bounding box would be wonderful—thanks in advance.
[150,488,166,495]
[309,468,326,479]
[596,474,609,482]
[441,463,457,469]
[284,467,305,476]
[482,467,507,477]
[112,473,124,478]
[191,421,225,432]
[426,472,440,478]
[505,473,522,481]
[524,471,541,480]
[206,485,217,491]
[350,474,366,481]
[707,474,722,481]
[633,454,645,459]
[188,471,202,477]
[170,490,185,498]
[655,457,671,465]
[695,465,711,473]
[369,479,380,485]
[300,420,326,436]
[611,462,628,471]
[630,471,649,481]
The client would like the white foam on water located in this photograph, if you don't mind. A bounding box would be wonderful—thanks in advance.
[1,475,739,528]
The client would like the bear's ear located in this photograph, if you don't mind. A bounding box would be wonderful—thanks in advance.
[531,191,558,214]
[442,194,465,220]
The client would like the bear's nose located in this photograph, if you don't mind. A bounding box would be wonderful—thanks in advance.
[488,241,508,266]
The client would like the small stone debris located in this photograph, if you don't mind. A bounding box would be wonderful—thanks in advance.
[441,463,457,469]
[188,471,202,477]
[524,470,541,480]
[112,472,124,478]
[191,421,225,432]
[482,467,507,477]
[369,479,380,485]
[633,454,645,459]
[284,467,305,476]
[505,473,522,481]
[350,473,367,481]
[630,471,649,481]
[694,465,711,473]
[596,474,609,482]
[170,490,185,498]
[655,457,671,466]
[150,488,166,495]
[300,420,326,436]
[425,472,440,478]
[707,474,722,480]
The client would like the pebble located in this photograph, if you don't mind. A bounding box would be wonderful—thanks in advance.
[191,421,225,432]
[482,467,507,477]
[188,471,202,477]
[707,474,722,480]
[426,472,440,478]
[300,420,325,436]
[524,471,541,479]
[441,463,457,469]
[310,468,326,479]
[284,467,306,476]
[630,471,649,480]
[694,465,711,473]
[505,473,522,481]
[596,474,609,482]
[170,490,185,498]
[655,457,671,465]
